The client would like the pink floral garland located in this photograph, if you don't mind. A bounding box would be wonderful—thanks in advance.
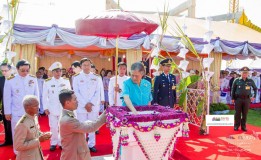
[107,113,189,133]
[113,131,121,160]
[133,131,151,160]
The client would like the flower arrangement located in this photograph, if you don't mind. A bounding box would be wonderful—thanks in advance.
[149,3,215,135]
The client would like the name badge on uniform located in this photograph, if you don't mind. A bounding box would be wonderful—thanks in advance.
[91,78,96,81]
[245,86,250,90]
[51,85,55,87]
[28,80,34,87]
[172,85,176,90]
[60,84,66,87]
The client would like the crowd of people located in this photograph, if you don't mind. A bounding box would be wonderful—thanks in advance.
[0,57,259,159]
[0,58,177,159]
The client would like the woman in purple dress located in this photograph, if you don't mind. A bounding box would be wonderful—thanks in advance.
[103,70,113,108]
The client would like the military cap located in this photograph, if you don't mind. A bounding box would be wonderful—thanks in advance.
[240,66,250,72]
[160,58,173,66]
[49,62,62,71]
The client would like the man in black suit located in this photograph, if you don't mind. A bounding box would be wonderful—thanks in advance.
[0,63,13,146]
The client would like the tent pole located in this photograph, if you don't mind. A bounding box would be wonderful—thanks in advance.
[114,36,119,106]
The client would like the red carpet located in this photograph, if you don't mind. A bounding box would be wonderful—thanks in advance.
[174,124,261,160]
[0,115,112,160]
[1,115,261,160]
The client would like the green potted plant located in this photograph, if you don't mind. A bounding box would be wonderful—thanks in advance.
[210,103,230,115]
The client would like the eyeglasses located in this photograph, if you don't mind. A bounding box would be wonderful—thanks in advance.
[19,69,30,73]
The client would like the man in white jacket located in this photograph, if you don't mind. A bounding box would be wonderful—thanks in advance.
[109,62,129,106]
[43,62,71,151]
[72,58,101,152]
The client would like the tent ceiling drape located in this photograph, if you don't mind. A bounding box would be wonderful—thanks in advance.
[10,14,261,58]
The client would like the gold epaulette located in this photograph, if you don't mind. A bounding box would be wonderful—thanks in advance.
[19,115,27,123]
[7,75,15,80]
[63,77,69,80]
[67,113,75,118]
[73,73,80,77]
[29,74,36,78]
[45,78,52,82]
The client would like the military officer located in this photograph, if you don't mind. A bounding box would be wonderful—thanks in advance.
[42,62,71,151]
[59,89,106,160]
[4,59,39,154]
[231,66,257,131]
[14,95,51,160]
[153,58,176,108]
[109,62,129,106]
[140,61,151,83]
[72,58,101,152]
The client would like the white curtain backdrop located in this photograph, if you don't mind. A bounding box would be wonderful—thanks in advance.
[13,26,261,57]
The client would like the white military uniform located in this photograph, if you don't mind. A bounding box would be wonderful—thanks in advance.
[108,75,129,106]
[4,74,39,154]
[73,71,100,148]
[37,78,45,114]
[251,75,260,103]
[97,75,105,112]
[43,62,71,146]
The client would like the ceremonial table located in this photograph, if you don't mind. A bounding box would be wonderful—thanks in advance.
[106,105,189,160]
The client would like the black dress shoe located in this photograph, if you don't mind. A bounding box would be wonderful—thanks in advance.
[89,146,97,152]
[241,127,247,131]
[234,127,238,131]
[95,131,99,135]
[59,146,62,150]
[86,137,89,142]
[50,145,56,151]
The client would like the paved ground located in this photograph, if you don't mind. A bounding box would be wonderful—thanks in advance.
[92,155,114,160]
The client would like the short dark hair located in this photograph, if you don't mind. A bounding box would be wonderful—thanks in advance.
[38,67,45,71]
[91,64,95,69]
[0,63,11,70]
[59,89,74,106]
[71,61,81,68]
[117,62,127,67]
[80,58,92,65]
[16,59,30,69]
[105,70,112,76]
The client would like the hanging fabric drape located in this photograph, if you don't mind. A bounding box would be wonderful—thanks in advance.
[12,44,37,74]
[12,25,261,57]
[210,51,222,103]
[126,49,142,74]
